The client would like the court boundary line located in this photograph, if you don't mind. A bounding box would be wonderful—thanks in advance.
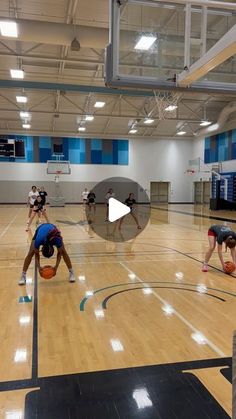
[151,206,236,224]
[32,260,38,379]
[120,262,226,357]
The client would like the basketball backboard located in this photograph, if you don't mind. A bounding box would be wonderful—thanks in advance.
[105,0,236,94]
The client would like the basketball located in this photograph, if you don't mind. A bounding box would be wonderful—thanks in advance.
[224,261,235,274]
[40,265,55,280]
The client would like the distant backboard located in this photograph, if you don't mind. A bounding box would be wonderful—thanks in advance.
[105,0,236,94]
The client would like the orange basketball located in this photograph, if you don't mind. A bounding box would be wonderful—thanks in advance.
[224,261,235,274]
[40,265,55,280]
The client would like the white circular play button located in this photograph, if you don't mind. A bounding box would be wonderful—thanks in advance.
[85,176,150,242]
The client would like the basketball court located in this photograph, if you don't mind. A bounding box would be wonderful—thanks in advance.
[0,0,236,418]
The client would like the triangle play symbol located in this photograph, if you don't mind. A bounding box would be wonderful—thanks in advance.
[108,197,130,222]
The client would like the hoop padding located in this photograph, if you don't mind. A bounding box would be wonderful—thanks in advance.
[47,160,71,175]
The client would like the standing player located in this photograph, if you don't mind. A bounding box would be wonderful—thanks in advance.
[19,223,75,285]
[119,193,141,230]
[39,186,48,220]
[27,186,39,220]
[87,190,96,215]
[202,224,236,272]
[105,188,115,221]
[26,196,50,231]
[81,188,89,205]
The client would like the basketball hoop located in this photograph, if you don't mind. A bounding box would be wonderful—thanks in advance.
[153,91,179,120]
[185,169,196,175]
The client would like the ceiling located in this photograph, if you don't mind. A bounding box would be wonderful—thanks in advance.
[0,0,235,139]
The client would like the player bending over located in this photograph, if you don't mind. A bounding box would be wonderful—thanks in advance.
[19,223,75,285]
[202,224,236,272]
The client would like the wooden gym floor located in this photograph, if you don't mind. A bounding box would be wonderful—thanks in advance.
[0,203,235,418]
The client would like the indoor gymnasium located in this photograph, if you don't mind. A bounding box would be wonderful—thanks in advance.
[0,0,236,418]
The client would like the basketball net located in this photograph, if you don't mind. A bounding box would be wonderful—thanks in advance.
[153,91,179,120]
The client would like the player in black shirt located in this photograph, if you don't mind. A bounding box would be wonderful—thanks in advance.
[119,193,141,230]
[39,186,47,205]
[202,224,236,272]
[87,191,96,215]
[26,196,50,231]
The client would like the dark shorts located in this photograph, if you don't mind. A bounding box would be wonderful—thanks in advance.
[208,229,217,237]
[88,199,95,204]
[30,204,34,208]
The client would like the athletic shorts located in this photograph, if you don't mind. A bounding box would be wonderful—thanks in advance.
[30,204,34,208]
[88,199,95,204]
[208,229,217,237]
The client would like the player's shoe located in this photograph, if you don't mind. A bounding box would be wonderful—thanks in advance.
[69,272,75,282]
[202,263,208,272]
[18,273,26,285]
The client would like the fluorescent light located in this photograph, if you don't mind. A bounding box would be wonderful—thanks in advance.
[85,115,94,121]
[14,349,27,363]
[22,124,31,129]
[133,388,153,409]
[110,339,124,352]
[165,105,178,111]
[191,332,207,345]
[129,129,137,134]
[135,35,157,51]
[143,288,152,295]
[94,101,105,108]
[177,131,186,136]
[10,69,24,79]
[16,95,27,103]
[144,118,154,124]
[200,121,211,126]
[0,21,18,37]
[20,111,30,118]
[78,127,86,132]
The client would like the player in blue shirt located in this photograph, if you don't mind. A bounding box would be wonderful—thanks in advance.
[19,223,75,285]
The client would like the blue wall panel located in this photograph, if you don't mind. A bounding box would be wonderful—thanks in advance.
[0,135,129,165]
[205,129,236,163]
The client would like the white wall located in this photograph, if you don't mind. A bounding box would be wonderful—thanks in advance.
[0,138,194,203]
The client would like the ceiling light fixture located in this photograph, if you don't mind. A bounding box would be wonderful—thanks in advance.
[85,115,94,121]
[78,126,86,132]
[10,69,24,79]
[20,111,30,119]
[135,35,157,51]
[16,96,27,103]
[0,21,18,37]
[70,37,80,51]
[165,105,178,111]
[177,131,186,136]
[129,129,137,134]
[144,118,154,124]
[22,124,31,129]
[200,121,212,126]
[94,101,105,108]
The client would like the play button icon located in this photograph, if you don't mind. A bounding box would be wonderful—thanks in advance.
[108,197,130,222]
[85,176,150,242]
